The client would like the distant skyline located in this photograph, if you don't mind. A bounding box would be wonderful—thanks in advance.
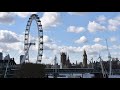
[0,12,120,64]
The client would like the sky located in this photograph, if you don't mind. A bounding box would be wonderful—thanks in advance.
[0,12,120,64]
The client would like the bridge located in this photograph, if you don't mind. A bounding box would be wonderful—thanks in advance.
[1,66,120,78]
[0,66,19,78]
[0,67,99,78]
[45,68,100,74]
[45,68,120,75]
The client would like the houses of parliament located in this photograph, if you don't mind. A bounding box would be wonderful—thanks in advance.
[60,50,87,68]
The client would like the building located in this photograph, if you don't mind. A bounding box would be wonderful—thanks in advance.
[20,55,24,64]
[60,52,71,68]
[2,54,16,67]
[0,54,16,78]
[0,54,16,68]
[61,52,67,68]
[66,56,71,68]
[0,52,3,60]
[83,50,87,68]
[4,54,10,60]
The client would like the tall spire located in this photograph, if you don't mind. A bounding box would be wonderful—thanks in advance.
[67,55,70,63]
[54,55,57,66]
[76,61,77,65]
[68,55,69,60]
[83,49,87,68]
[83,49,87,56]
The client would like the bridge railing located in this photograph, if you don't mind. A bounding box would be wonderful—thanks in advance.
[45,68,96,74]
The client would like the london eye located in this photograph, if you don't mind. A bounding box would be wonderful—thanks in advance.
[24,14,43,63]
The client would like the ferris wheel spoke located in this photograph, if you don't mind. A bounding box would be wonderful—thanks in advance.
[23,14,43,64]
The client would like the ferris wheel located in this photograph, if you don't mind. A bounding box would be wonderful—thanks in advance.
[24,14,43,63]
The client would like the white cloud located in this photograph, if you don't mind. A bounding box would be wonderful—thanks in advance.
[96,15,107,23]
[114,15,120,20]
[81,45,91,51]
[91,44,106,51]
[0,30,20,43]
[40,12,60,29]
[59,46,78,53]
[111,52,120,56]
[59,44,107,56]
[44,43,58,51]
[12,12,37,18]
[109,37,117,42]
[67,26,85,33]
[0,30,55,64]
[75,36,87,44]
[87,51,98,56]
[27,35,54,51]
[67,46,78,53]
[0,30,24,56]
[68,12,87,15]
[0,12,38,25]
[108,16,120,31]
[108,25,118,31]
[43,35,52,43]
[28,54,53,64]
[28,35,56,51]
[0,43,10,52]
[27,41,108,64]
[0,42,23,55]
[88,21,106,32]
[7,42,23,53]
[93,38,102,43]
[111,45,120,50]
[0,12,15,25]
[108,19,120,31]
[108,19,120,26]
[80,44,107,56]
[41,54,53,64]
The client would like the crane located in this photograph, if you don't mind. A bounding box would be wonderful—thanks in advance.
[105,39,112,76]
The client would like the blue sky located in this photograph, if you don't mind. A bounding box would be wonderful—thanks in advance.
[0,12,120,64]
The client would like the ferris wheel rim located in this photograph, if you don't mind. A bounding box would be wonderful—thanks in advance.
[24,14,43,64]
